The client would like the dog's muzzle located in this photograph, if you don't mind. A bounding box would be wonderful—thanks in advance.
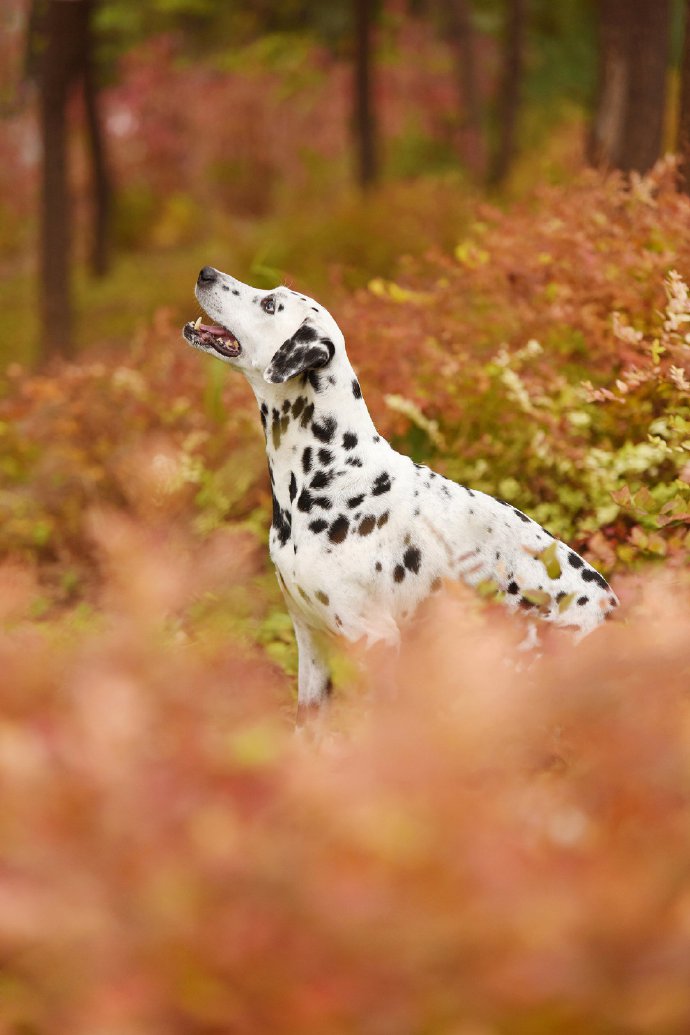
[182,317,242,358]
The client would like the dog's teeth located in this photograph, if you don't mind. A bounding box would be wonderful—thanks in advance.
[194,316,202,331]
[223,339,232,346]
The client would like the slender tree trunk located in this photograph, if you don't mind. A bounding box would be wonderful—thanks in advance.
[678,0,690,191]
[39,0,89,358]
[587,0,628,167]
[82,29,111,278]
[488,0,525,187]
[588,0,671,174]
[353,0,378,188]
[442,0,485,177]
[37,0,109,357]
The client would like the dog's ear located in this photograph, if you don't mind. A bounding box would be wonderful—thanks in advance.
[264,320,335,385]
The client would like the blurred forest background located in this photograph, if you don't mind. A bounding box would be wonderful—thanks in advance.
[3,2,690,1032]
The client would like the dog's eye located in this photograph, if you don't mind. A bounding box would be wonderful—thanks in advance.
[261,296,276,315]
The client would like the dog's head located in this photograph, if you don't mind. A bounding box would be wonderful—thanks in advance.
[182,267,343,388]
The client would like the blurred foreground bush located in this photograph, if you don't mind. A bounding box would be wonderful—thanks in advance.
[1,533,690,1033]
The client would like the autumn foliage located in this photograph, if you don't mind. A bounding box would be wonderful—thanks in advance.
[3,153,690,1029]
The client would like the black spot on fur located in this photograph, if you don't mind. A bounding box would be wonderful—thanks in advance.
[352,379,362,399]
[403,546,421,574]
[375,561,382,571]
[294,323,319,344]
[300,402,315,428]
[292,396,306,418]
[359,515,376,536]
[297,489,313,513]
[372,472,392,496]
[328,516,349,544]
[282,399,291,413]
[309,519,328,533]
[316,590,329,605]
[289,472,297,502]
[581,567,609,590]
[314,497,332,510]
[507,581,519,595]
[345,457,363,467]
[318,448,333,465]
[568,552,584,569]
[519,597,536,609]
[232,289,240,296]
[556,591,568,602]
[311,416,337,443]
[377,511,389,528]
[393,565,405,583]
[513,508,530,523]
[308,371,322,392]
[222,284,229,291]
[271,492,291,547]
[348,494,365,508]
[310,469,333,490]
[302,447,312,473]
[343,432,358,450]
[577,596,589,606]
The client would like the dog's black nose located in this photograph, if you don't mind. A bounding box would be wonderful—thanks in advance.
[198,266,217,285]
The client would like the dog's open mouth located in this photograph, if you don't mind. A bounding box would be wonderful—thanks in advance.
[182,317,242,358]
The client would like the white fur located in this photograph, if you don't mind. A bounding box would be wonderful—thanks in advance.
[183,268,618,723]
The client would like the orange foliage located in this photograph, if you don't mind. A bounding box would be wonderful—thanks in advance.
[1,530,689,1033]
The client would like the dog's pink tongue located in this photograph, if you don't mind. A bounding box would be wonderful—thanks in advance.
[199,324,226,337]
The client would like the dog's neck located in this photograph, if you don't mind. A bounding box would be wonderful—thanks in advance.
[247,359,382,516]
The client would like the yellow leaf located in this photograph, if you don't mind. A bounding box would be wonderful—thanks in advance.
[454,241,489,268]
[537,541,562,580]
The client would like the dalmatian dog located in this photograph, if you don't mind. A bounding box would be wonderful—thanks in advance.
[183,267,618,724]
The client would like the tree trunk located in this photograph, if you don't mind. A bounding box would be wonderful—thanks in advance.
[488,0,526,187]
[38,0,109,357]
[353,0,378,188]
[588,0,671,174]
[677,0,690,191]
[82,23,111,278]
[622,0,670,172]
[442,0,485,177]
[39,0,90,358]
[587,0,628,167]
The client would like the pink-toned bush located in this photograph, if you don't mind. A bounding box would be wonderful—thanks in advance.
[0,534,689,1033]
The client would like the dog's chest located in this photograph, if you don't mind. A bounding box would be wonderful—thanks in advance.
[268,445,468,640]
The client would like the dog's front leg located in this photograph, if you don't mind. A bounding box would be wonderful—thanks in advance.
[290,612,332,729]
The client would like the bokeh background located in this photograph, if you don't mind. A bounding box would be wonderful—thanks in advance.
[3,2,690,1032]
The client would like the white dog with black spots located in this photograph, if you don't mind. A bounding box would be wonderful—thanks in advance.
[183,267,618,725]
